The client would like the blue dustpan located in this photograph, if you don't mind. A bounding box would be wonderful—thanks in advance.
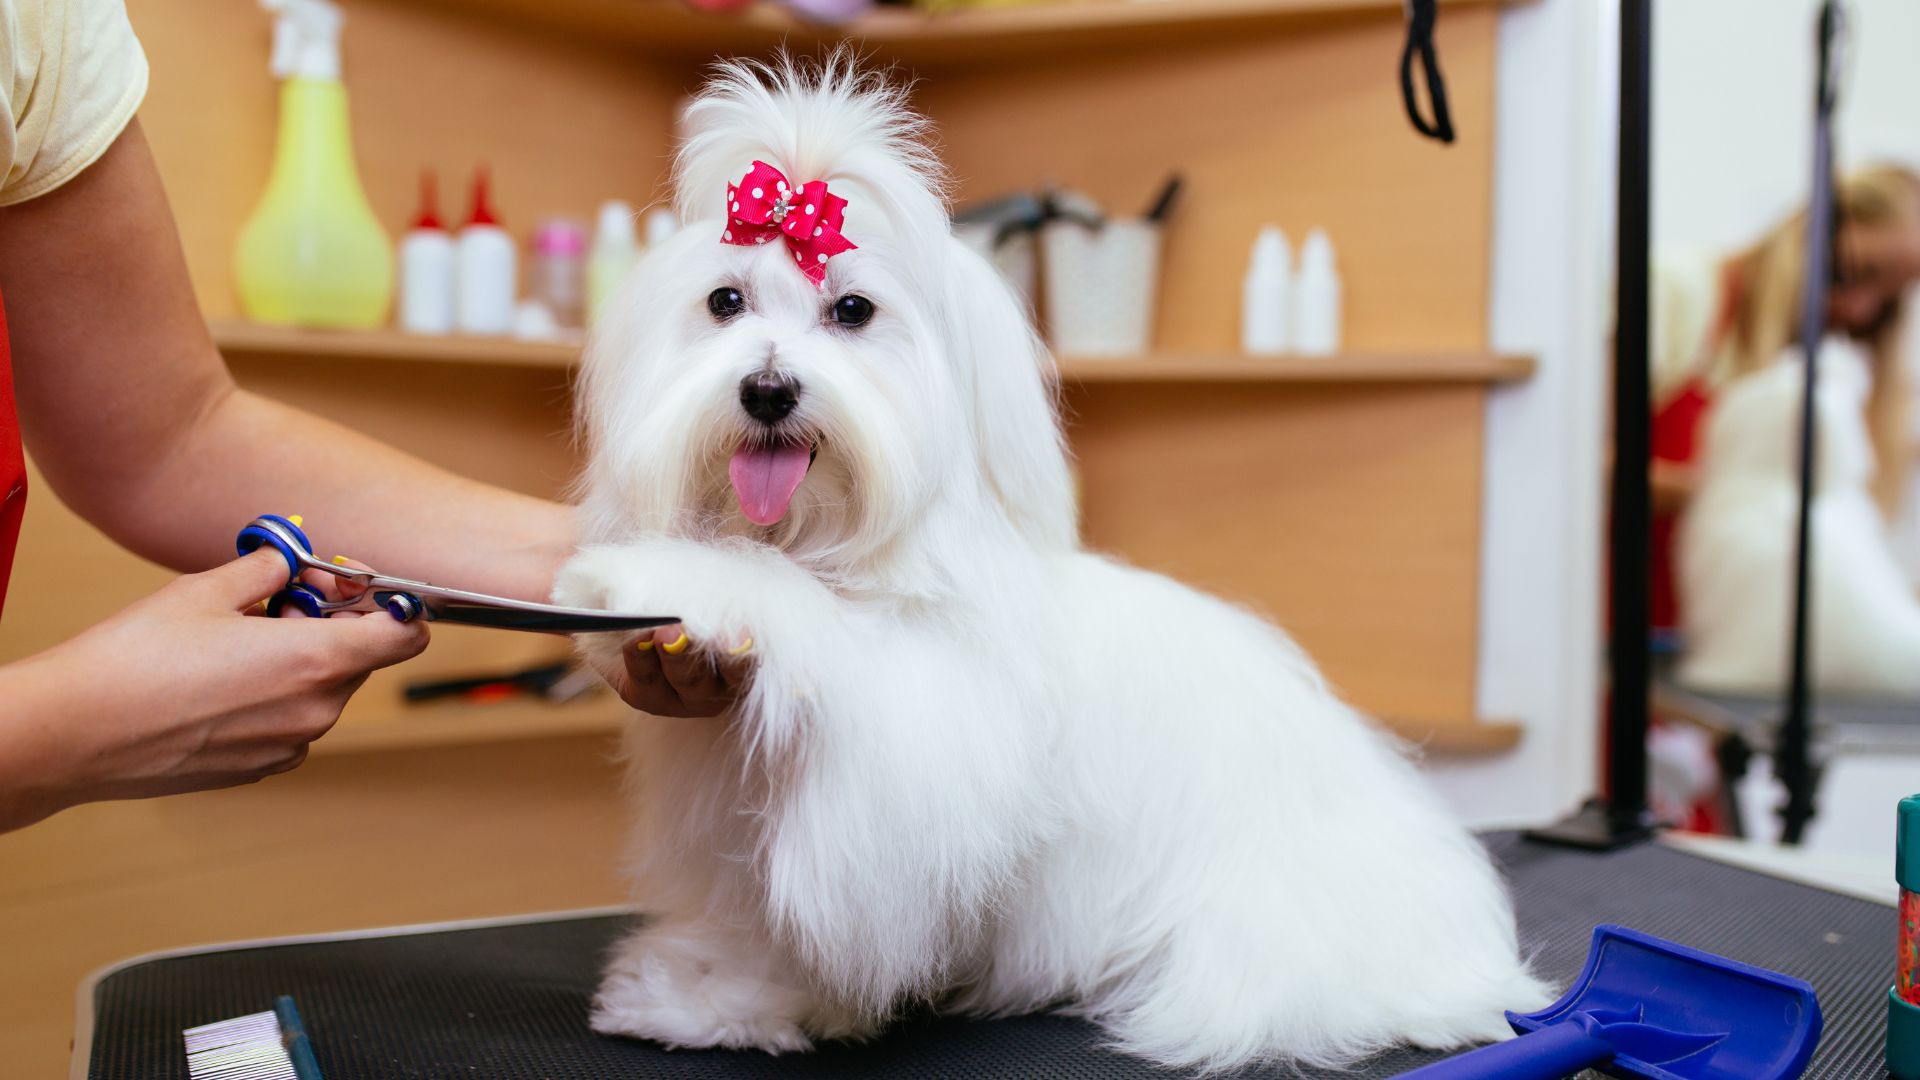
[1398,925,1822,1080]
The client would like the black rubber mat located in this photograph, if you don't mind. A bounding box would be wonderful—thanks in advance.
[83,834,1893,1078]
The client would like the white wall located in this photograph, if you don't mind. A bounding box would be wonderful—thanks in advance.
[1654,0,1920,255]
[1421,0,1616,827]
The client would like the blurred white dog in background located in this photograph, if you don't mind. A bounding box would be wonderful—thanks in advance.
[1679,341,1920,696]
[554,56,1543,1072]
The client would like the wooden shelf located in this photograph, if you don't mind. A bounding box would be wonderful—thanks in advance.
[318,693,631,756]
[318,691,1518,757]
[210,322,1532,386]
[429,0,1523,68]
[1058,352,1535,385]
[211,321,578,370]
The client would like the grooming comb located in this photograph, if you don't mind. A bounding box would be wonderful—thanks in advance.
[183,995,325,1080]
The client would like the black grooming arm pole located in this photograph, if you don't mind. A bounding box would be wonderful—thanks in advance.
[1776,0,1843,846]
[1527,0,1655,851]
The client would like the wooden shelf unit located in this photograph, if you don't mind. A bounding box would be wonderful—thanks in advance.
[2,0,1534,761]
[209,321,1535,385]
[426,0,1523,68]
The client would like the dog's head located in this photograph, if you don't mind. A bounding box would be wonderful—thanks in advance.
[577,56,1074,594]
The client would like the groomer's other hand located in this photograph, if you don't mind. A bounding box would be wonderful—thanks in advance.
[0,548,427,829]
[611,624,753,718]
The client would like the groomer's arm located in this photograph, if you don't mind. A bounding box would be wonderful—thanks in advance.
[0,121,570,600]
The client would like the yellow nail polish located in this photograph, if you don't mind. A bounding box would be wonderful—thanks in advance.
[728,637,755,656]
[661,632,690,655]
[331,555,351,566]
[634,636,655,652]
[288,515,304,527]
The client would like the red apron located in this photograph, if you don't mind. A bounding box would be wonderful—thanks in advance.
[0,290,24,617]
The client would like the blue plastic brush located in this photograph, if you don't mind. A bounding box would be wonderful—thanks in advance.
[183,995,325,1080]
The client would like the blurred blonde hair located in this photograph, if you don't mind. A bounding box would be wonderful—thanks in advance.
[1720,164,1920,512]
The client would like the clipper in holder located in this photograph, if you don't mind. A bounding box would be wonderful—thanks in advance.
[1399,925,1821,1080]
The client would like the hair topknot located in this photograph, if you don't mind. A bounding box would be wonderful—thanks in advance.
[674,51,951,260]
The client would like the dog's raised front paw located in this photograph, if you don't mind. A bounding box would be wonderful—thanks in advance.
[555,536,814,650]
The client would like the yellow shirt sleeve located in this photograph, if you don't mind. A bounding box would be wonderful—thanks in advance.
[0,0,149,206]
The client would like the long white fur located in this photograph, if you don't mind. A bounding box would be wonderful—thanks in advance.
[555,55,1545,1072]
[1678,341,1920,696]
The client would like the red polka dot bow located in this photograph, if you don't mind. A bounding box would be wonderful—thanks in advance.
[722,161,857,287]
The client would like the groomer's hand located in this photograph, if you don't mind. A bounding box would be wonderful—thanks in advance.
[0,548,428,830]
[609,625,753,718]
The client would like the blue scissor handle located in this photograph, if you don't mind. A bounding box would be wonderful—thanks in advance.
[266,583,326,620]
[236,514,314,585]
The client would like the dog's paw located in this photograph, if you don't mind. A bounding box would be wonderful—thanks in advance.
[591,930,821,1054]
[591,982,814,1054]
[556,536,819,651]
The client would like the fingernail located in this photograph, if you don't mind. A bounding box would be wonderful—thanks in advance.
[728,636,754,656]
[661,631,690,655]
[331,555,351,566]
[288,514,304,527]
[634,636,655,652]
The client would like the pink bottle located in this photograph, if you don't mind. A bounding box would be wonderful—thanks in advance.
[530,219,587,331]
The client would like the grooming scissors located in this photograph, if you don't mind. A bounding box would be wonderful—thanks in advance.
[236,514,674,634]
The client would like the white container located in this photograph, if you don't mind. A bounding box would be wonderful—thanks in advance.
[1041,218,1161,358]
[588,200,640,326]
[644,205,678,249]
[1293,228,1342,356]
[1241,225,1291,355]
[455,168,515,336]
[954,222,1038,313]
[397,172,453,335]
[399,228,454,333]
[456,225,515,335]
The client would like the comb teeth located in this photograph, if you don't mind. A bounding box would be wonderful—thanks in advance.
[183,1009,298,1080]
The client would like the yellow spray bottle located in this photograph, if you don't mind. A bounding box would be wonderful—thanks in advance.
[234,0,393,328]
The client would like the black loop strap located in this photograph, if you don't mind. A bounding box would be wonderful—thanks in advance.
[1400,0,1456,144]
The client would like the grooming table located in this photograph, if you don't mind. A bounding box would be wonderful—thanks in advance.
[77,834,1892,1079]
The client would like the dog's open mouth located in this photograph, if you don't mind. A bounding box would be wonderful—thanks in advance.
[728,437,818,526]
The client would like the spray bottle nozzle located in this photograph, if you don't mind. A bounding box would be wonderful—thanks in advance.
[263,0,343,81]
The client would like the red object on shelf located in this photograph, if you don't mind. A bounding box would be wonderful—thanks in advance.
[466,165,501,228]
[411,168,444,231]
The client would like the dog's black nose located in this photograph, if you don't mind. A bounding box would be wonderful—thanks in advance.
[740,372,801,424]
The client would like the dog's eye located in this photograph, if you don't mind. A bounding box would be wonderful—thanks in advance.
[708,287,746,321]
[831,294,875,327]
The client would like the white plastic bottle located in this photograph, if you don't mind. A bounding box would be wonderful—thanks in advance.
[644,205,679,250]
[1240,225,1291,356]
[397,169,454,334]
[1293,228,1343,356]
[587,200,640,326]
[456,165,516,336]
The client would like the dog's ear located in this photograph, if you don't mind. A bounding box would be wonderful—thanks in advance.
[944,241,1078,548]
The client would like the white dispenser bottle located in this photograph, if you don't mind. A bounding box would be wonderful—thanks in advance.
[456,165,516,336]
[1240,225,1291,356]
[587,200,640,326]
[644,205,679,250]
[397,169,454,334]
[1293,228,1343,356]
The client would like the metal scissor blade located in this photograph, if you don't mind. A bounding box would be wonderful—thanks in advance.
[423,602,676,634]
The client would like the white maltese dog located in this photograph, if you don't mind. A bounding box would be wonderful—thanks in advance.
[554,57,1544,1072]
[1679,342,1920,695]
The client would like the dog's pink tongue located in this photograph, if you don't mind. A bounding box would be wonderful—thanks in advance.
[729,442,813,526]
